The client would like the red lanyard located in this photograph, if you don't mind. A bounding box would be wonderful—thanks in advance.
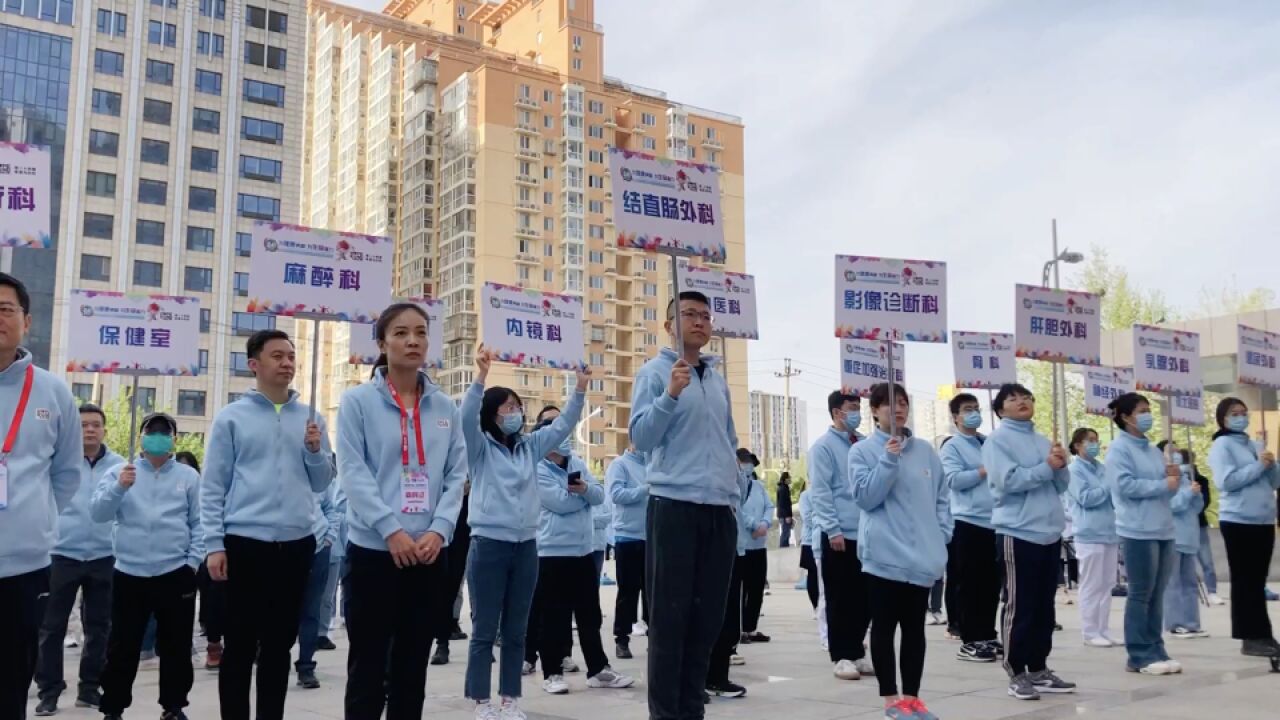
[386,380,426,468]
[2,365,35,457]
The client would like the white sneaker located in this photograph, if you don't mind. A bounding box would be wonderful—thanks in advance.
[729,654,745,666]
[926,612,946,626]
[819,638,829,652]
[474,703,501,720]
[63,636,79,649]
[542,675,569,694]
[1135,661,1174,675]
[521,661,535,676]
[1084,637,1114,648]
[853,657,875,676]
[834,659,861,680]
[562,657,580,673]
[632,620,648,636]
[586,667,635,689]
[1208,593,1226,606]
[499,700,527,720]
[1165,659,1184,674]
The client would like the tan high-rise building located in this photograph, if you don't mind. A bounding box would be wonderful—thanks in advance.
[299,0,747,463]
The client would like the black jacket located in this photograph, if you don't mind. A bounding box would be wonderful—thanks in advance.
[776,484,793,519]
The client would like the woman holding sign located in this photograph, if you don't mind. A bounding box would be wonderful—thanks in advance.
[337,303,469,719]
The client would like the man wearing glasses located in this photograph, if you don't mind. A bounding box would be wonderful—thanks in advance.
[629,290,740,718]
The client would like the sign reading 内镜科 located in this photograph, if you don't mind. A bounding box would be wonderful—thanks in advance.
[481,282,585,369]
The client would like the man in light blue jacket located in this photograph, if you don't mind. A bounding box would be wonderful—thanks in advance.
[607,447,648,658]
[201,329,333,720]
[35,403,125,715]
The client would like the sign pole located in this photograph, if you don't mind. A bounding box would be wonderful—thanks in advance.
[1162,394,1175,462]
[987,388,998,428]
[309,318,321,423]
[886,340,898,438]
[126,372,140,459]
[668,252,683,356]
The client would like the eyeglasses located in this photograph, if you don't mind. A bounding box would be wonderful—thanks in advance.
[679,310,713,324]
[0,304,22,317]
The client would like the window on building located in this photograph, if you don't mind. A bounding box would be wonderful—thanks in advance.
[641,113,656,126]
[244,41,264,66]
[88,130,118,157]
[243,79,285,107]
[234,272,249,297]
[85,171,116,198]
[192,108,220,134]
[588,200,603,214]
[246,6,287,33]
[133,260,163,288]
[230,312,276,336]
[643,283,659,297]
[644,308,658,321]
[237,194,279,221]
[137,179,167,205]
[188,187,217,213]
[226,392,243,404]
[142,99,171,125]
[643,258,658,271]
[543,167,553,180]
[195,69,222,96]
[589,224,604,239]
[148,21,176,48]
[588,100,603,114]
[94,49,124,76]
[190,147,218,173]
[91,90,121,117]
[517,266,530,282]
[197,31,225,57]
[241,117,283,144]
[177,390,207,417]
[136,220,165,246]
[544,115,553,129]
[198,350,209,372]
[588,149,603,163]
[588,250,603,264]
[200,309,211,333]
[572,58,582,71]
[229,352,252,376]
[186,227,214,253]
[588,175,603,189]
[72,383,93,403]
[78,266,120,306]
[543,217,554,232]
[235,232,252,257]
[83,213,113,240]
[589,276,604,290]
[588,125,603,139]
[199,0,226,20]
[543,269,554,284]
[96,10,127,36]
[588,301,603,314]
[246,4,266,27]
[184,266,213,293]
[239,155,282,183]
[140,138,169,166]
[543,89,554,103]
[266,46,286,70]
[145,59,174,86]
[643,137,656,151]
[543,191,553,205]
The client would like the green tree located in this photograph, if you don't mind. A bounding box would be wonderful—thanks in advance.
[1198,278,1275,316]
[93,392,205,463]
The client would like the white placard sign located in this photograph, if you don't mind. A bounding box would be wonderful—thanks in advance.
[952,331,1015,389]
[246,222,394,322]
[1014,284,1102,365]
[678,262,759,340]
[348,298,445,368]
[0,142,52,248]
[834,255,947,342]
[1084,367,1135,417]
[840,339,905,398]
[1133,325,1201,397]
[65,291,201,375]
[481,282,585,369]
[1237,325,1280,389]
[1171,391,1205,426]
[608,148,725,262]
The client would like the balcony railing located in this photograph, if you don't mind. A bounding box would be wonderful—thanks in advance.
[516,96,539,110]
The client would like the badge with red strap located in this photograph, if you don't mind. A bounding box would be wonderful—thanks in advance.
[0,365,35,510]
[387,380,430,514]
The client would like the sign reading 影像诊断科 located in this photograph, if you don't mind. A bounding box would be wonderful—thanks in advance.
[840,338,905,398]
[65,291,201,375]
[0,142,51,248]
[481,282,585,370]
[348,298,444,368]
[246,222,394,322]
[833,255,947,342]
[952,331,1015,389]
[609,148,725,262]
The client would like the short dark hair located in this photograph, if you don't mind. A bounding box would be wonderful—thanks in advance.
[175,451,201,473]
[480,386,523,448]
[665,290,710,321]
[536,405,561,423]
[247,329,292,360]
[827,390,859,416]
[78,403,106,423]
[1215,396,1248,432]
[992,383,1034,419]
[1108,392,1149,430]
[1068,427,1097,455]
[949,393,979,416]
[0,272,30,314]
[868,382,908,410]
[736,448,760,466]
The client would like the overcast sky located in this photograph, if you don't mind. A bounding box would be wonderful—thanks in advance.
[347,0,1280,440]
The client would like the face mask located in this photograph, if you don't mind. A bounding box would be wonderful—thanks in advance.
[141,433,174,456]
[961,411,982,430]
[500,412,524,436]
[1227,415,1249,433]
[1171,452,1185,465]
[557,438,573,456]
[843,411,861,432]
[1133,412,1154,433]
[1084,442,1101,459]
[739,462,754,475]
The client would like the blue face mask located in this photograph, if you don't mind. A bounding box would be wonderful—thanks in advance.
[961,411,982,430]
[1227,415,1249,433]
[141,433,174,456]
[843,411,861,432]
[739,462,754,476]
[1134,412,1154,433]
[500,412,524,436]
[1084,441,1101,459]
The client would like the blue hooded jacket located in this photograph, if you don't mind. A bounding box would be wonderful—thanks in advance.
[311,484,342,553]
[1104,431,1176,541]
[536,454,604,557]
[1066,456,1117,545]
[92,455,203,577]
[940,432,992,529]
[806,426,862,540]
[607,451,648,541]
[592,491,612,553]
[739,476,774,552]
[1209,433,1280,525]
[798,489,819,554]
[1169,462,1203,553]
[53,446,126,562]
[982,418,1069,545]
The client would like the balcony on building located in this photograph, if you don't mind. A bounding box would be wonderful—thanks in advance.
[701,136,724,151]
[515,173,539,186]
[515,123,539,135]
[514,226,541,239]
[514,252,539,265]
[516,95,539,110]
[516,146,540,160]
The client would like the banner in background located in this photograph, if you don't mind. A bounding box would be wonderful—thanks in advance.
[348,298,445,368]
[1237,324,1280,388]
[65,291,201,375]
[481,282,585,369]
[1133,324,1201,396]
[952,331,1015,389]
[246,222,394,322]
[678,262,759,340]
[840,338,905,398]
[0,142,51,248]
[1014,284,1101,364]
[1084,366,1135,417]
[834,255,947,342]
[1171,391,1205,426]
[608,148,725,262]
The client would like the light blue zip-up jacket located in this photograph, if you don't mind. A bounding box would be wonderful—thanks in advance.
[462,382,584,543]
[607,451,648,541]
[982,418,1070,545]
[311,484,342,553]
[339,372,467,549]
[797,490,817,551]
[1066,457,1117,545]
[592,490,612,553]
[1104,431,1176,541]
[940,432,992,529]
[740,476,774,552]
[629,348,738,507]
[91,456,203,577]
[849,429,953,588]
[1209,433,1280,525]
[536,455,604,557]
[1170,464,1203,554]
[0,349,84,579]
[806,426,862,540]
[53,446,126,562]
[202,389,334,554]
[332,487,348,560]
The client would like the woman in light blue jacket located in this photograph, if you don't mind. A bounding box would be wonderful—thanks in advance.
[740,465,774,644]
[1208,397,1280,658]
[1066,427,1118,648]
[1157,440,1205,639]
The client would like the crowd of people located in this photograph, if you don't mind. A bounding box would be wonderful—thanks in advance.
[1,268,1278,720]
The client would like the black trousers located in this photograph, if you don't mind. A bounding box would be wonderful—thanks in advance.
[953,521,1001,644]
[219,534,316,720]
[998,535,1060,677]
[799,545,819,609]
[535,554,608,679]
[613,539,649,644]
[1220,521,1276,641]
[821,533,870,662]
[196,560,226,644]
[707,554,744,685]
[345,543,450,720]
[867,574,929,698]
[740,548,768,634]
[0,566,50,719]
[645,497,736,720]
[99,567,197,715]
[943,537,959,630]
[36,555,114,702]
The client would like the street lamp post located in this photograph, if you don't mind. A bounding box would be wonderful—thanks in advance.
[577,404,605,468]
[1041,219,1084,445]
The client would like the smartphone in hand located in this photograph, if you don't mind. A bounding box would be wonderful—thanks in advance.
[568,471,584,486]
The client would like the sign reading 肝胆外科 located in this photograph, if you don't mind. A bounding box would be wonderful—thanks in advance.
[952,331,1015,389]
[1237,325,1280,389]
[246,222,394,322]
[65,291,201,375]
[0,142,52,248]
[481,282,585,369]
[833,255,947,342]
[608,148,725,262]
[1084,367,1135,417]
[1014,284,1101,365]
[678,261,759,340]
[348,298,444,368]
[840,339,905,398]
[1132,324,1201,397]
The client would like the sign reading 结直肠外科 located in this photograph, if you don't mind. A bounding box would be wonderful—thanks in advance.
[1171,391,1205,426]
[952,331,1015,389]
[65,291,201,375]
[678,261,759,340]
[246,222,394,322]
[1014,284,1101,365]
[0,142,52,248]
[833,255,947,342]
[840,338,905,398]
[348,298,445,368]
[1237,325,1280,389]
[1084,367,1135,417]
[481,282,585,369]
[1132,324,1201,397]
[608,148,725,262]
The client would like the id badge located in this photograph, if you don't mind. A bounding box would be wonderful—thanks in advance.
[400,468,431,514]
[0,459,8,510]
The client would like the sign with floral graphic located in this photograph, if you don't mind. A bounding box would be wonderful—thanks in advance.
[1236,325,1280,389]
[0,142,51,248]
[481,283,585,369]
[349,298,444,368]
[833,255,947,342]
[840,338,905,398]
[246,222,393,322]
[1084,366,1135,417]
[1132,324,1201,397]
[1014,284,1101,365]
[678,261,759,340]
[66,291,201,375]
[952,331,1015,389]
[609,148,725,262]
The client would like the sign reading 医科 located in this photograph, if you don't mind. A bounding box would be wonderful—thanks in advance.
[608,148,725,262]
[65,291,201,375]
[1084,367,1135,417]
[246,222,394,322]
[840,339,905,398]
[0,142,52,248]
[678,262,759,340]
[1132,324,1201,397]
[481,283,585,369]
[348,298,445,368]
[1014,284,1101,365]
[833,255,947,342]
[952,331,1015,389]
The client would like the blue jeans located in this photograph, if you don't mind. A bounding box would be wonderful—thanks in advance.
[295,545,333,673]
[1164,551,1201,632]
[465,537,538,701]
[1122,538,1175,668]
[1195,526,1218,594]
[316,554,342,638]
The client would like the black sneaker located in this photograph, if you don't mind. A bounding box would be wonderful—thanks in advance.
[746,631,771,643]
[985,639,1005,657]
[1242,638,1280,657]
[316,636,337,651]
[451,628,469,641]
[75,689,102,708]
[616,643,633,660]
[297,670,321,689]
[703,691,711,705]
[103,715,123,720]
[739,632,753,645]
[1007,673,1040,701]
[1029,669,1076,693]
[706,681,747,698]
[34,697,57,716]
[431,646,449,666]
[957,642,997,663]
[160,710,189,720]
